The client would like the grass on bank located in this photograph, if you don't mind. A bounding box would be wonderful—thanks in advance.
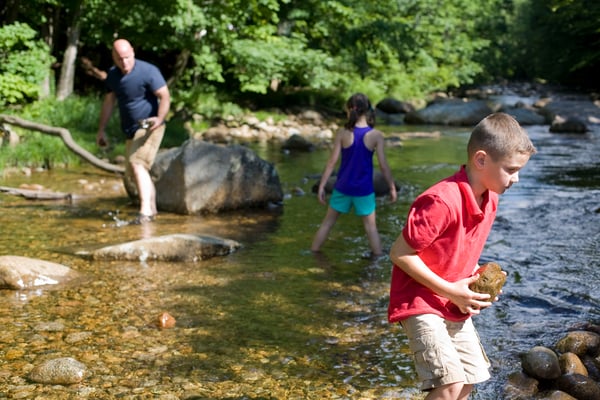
[0,96,191,171]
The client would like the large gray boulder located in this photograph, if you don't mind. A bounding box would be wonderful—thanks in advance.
[405,99,493,126]
[0,255,78,290]
[126,139,283,214]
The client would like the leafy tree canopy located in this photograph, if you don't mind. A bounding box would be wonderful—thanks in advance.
[1,0,599,114]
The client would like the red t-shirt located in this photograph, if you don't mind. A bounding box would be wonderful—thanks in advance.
[388,166,498,323]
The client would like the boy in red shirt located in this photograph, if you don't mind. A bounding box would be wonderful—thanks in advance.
[388,113,536,400]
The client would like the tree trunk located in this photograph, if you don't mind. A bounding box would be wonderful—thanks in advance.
[40,4,61,98]
[56,2,84,100]
[166,49,191,88]
[0,114,124,175]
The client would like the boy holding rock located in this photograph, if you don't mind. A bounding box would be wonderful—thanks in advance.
[388,113,536,400]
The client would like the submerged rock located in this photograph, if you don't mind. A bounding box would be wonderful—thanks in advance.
[0,255,78,290]
[77,233,242,262]
[157,311,176,329]
[29,357,87,385]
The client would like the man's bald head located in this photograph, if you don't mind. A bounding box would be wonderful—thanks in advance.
[112,39,135,74]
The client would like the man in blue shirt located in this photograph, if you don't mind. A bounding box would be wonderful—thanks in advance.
[96,39,170,223]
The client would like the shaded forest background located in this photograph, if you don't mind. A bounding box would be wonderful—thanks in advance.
[2,0,599,115]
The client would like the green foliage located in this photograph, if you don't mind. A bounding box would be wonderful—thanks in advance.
[3,0,600,128]
[226,37,339,93]
[0,22,55,106]
[172,84,245,121]
[0,95,191,170]
[512,0,600,86]
[1,97,107,169]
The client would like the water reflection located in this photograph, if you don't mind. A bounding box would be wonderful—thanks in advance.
[0,123,598,399]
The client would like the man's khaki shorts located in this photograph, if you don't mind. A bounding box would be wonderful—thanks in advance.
[400,314,491,391]
[125,124,166,171]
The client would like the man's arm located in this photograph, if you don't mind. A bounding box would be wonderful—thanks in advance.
[149,85,170,131]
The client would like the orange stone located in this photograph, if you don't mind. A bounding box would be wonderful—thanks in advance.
[157,312,176,329]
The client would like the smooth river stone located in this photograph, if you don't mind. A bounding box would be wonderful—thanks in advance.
[29,357,87,384]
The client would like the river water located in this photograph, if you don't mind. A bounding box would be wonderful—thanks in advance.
[0,120,598,399]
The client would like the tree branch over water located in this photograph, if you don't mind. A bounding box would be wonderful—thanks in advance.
[0,114,124,174]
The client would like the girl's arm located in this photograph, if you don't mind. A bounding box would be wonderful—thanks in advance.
[317,130,343,205]
[373,131,397,202]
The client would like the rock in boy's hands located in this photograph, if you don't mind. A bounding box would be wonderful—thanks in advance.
[447,275,493,315]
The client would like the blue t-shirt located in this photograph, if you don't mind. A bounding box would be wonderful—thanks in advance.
[105,59,167,138]
[334,126,375,196]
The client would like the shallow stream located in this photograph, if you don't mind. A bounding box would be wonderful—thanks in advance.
[0,121,598,399]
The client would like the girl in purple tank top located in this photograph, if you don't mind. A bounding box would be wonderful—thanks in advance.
[311,93,398,257]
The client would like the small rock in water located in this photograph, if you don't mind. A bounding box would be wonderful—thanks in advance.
[29,357,87,384]
[157,311,176,329]
[469,262,506,300]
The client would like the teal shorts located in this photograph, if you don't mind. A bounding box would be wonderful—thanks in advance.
[329,189,376,216]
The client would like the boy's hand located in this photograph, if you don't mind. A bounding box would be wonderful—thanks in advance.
[448,275,492,315]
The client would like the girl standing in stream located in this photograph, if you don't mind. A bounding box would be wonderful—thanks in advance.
[311,93,397,257]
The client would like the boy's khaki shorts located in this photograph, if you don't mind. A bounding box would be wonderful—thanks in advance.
[400,314,491,391]
[125,124,166,171]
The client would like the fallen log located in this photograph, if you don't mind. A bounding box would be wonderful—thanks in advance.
[0,114,124,174]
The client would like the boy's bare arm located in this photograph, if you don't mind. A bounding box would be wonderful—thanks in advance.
[389,234,491,314]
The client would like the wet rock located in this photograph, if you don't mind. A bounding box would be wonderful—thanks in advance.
[29,357,87,385]
[404,99,493,126]
[543,390,578,400]
[550,115,588,133]
[146,139,284,214]
[0,255,78,290]
[469,262,506,300]
[501,106,546,125]
[555,331,600,357]
[539,99,600,126]
[503,371,539,399]
[281,133,315,152]
[555,373,600,400]
[34,321,65,332]
[376,97,415,114]
[157,312,176,329]
[582,355,600,380]
[78,234,242,262]
[559,352,588,376]
[522,346,562,380]
[64,331,93,344]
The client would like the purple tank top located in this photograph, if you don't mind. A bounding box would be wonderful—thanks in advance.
[334,126,374,196]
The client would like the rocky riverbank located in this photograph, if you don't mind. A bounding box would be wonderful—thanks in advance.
[184,82,600,147]
[505,322,600,399]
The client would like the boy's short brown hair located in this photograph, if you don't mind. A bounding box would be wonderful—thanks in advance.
[467,112,537,161]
